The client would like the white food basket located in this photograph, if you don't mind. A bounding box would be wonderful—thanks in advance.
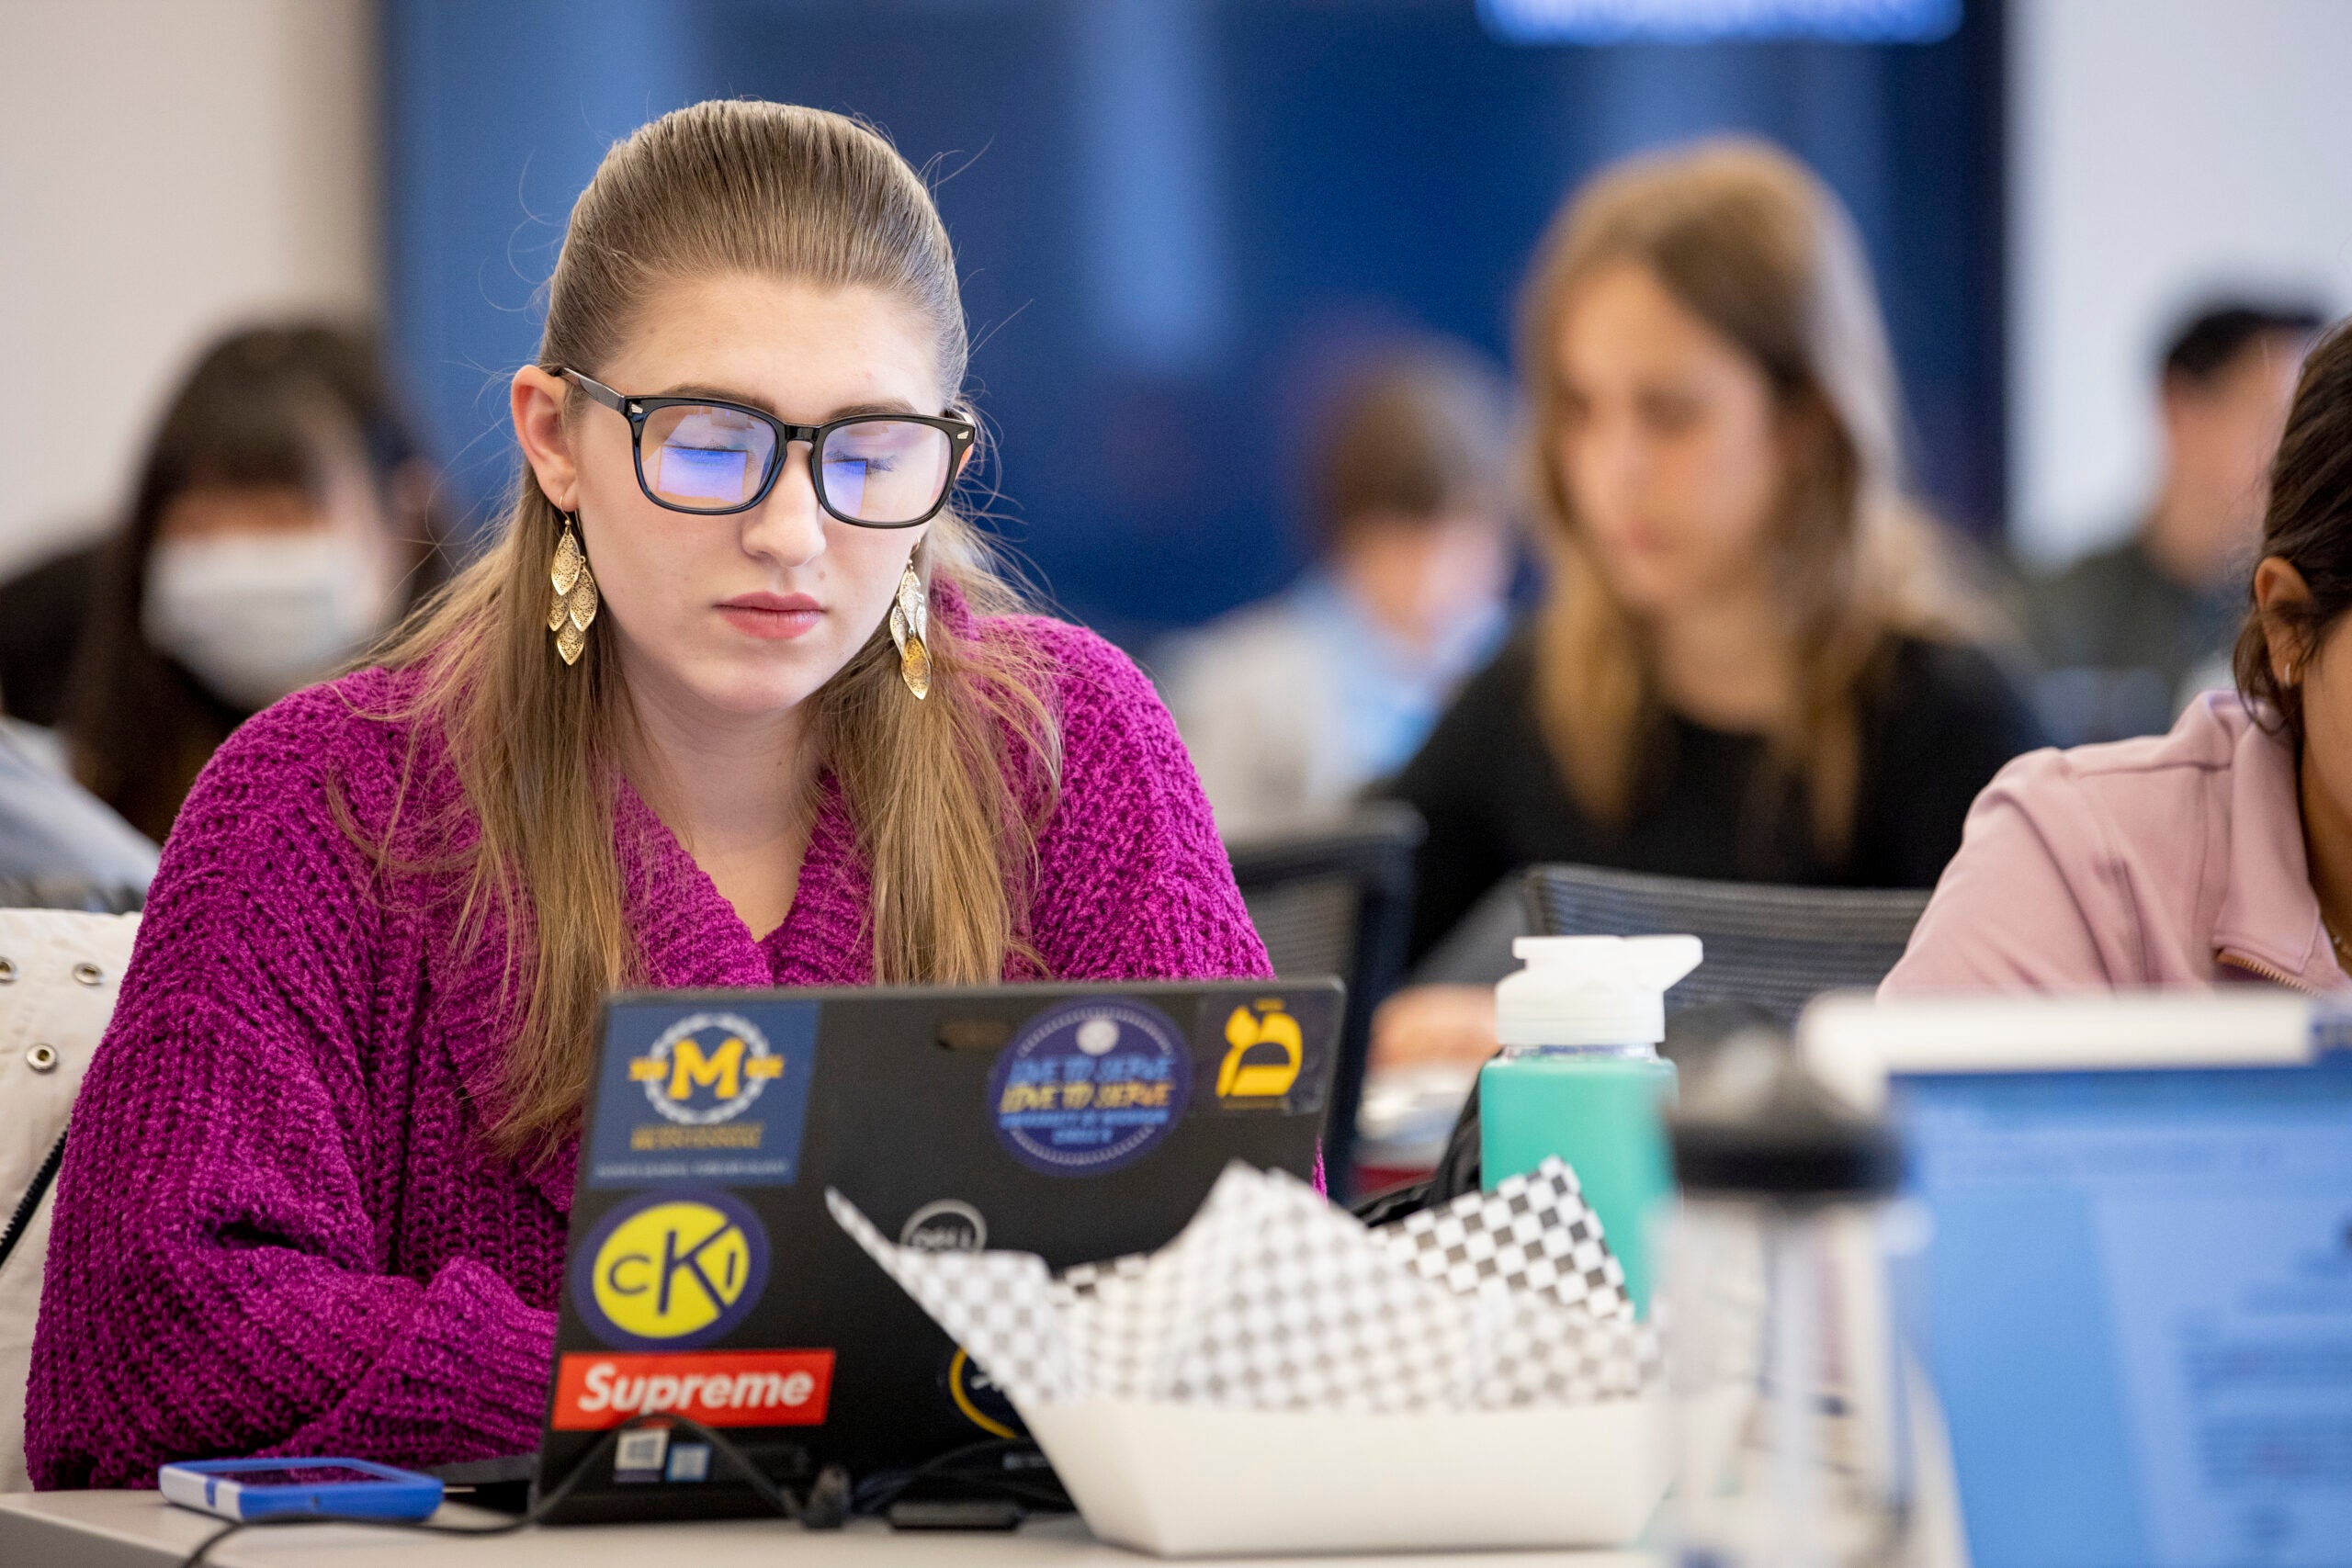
[1021,1395,1670,1557]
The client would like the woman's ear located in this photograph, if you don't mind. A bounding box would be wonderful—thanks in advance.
[1770,390,1835,523]
[1773,389,1828,457]
[2255,555,2314,690]
[512,367,578,512]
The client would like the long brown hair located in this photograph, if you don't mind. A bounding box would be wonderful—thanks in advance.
[371,101,1060,1159]
[1518,139,1962,862]
[69,321,451,841]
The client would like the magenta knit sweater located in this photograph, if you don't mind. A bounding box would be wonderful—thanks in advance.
[27,614,1271,1489]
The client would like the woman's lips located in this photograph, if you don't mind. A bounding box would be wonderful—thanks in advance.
[718,592,823,641]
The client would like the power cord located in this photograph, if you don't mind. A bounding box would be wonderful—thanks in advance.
[175,1414,797,1568]
[853,1437,1072,1518]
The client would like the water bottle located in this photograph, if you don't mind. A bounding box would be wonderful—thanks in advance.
[1476,934,1701,1316]
[1666,1044,1926,1568]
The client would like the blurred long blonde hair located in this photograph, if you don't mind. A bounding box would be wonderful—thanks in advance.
[1519,139,1963,863]
[371,101,1058,1159]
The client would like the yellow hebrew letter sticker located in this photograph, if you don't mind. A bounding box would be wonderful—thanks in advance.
[1217,1002,1304,1100]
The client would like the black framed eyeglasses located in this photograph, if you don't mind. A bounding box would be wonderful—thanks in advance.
[558,368,976,527]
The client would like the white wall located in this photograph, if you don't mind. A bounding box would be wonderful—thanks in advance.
[2009,0,2352,567]
[0,0,378,581]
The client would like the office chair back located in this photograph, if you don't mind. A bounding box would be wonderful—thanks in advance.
[1226,804,1422,1200]
[1351,862,1931,1222]
[1521,863,1931,1023]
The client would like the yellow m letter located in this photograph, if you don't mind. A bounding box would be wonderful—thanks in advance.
[668,1036,746,1101]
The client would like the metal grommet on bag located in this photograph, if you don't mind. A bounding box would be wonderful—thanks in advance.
[27,1044,58,1074]
[72,962,103,987]
[0,956,14,984]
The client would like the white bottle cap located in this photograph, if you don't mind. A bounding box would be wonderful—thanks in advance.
[1494,934,1704,1048]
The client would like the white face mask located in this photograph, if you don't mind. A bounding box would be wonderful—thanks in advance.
[141,532,400,711]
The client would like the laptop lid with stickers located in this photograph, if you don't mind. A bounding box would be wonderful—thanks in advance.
[537,978,1340,1522]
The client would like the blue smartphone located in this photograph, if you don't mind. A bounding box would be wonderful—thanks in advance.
[158,1457,445,1522]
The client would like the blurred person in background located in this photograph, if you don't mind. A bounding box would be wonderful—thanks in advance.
[2027,298,2323,745]
[1374,140,2043,1067]
[0,705,155,910]
[0,541,101,732]
[62,322,451,841]
[1159,339,1515,838]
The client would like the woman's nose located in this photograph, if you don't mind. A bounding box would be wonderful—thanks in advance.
[1583,416,1652,498]
[740,443,829,567]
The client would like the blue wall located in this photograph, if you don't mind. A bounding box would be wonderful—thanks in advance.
[385,0,2004,648]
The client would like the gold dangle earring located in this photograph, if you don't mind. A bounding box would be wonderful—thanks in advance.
[548,511,598,666]
[888,559,931,700]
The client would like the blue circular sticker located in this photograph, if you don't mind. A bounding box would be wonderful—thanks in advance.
[988,998,1192,1177]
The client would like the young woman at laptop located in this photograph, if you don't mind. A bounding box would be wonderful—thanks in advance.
[26,101,1271,1488]
[1885,319,2352,995]
[1369,141,2044,1066]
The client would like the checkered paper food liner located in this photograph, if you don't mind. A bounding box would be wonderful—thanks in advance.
[825,1157,1658,1413]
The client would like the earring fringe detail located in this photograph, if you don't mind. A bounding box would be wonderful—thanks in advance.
[549,518,597,665]
[888,562,931,699]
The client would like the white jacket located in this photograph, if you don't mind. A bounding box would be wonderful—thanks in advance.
[0,909,138,1492]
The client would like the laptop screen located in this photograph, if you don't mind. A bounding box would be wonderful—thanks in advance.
[1895,1064,2352,1568]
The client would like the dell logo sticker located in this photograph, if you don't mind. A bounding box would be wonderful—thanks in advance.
[899,1200,988,1253]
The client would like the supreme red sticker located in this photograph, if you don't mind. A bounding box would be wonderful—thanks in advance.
[551,1348,835,1430]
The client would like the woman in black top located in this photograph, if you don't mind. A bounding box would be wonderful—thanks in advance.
[1396,632,2039,958]
[1383,141,2043,1021]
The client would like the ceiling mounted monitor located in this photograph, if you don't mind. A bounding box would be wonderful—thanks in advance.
[1477,0,1962,45]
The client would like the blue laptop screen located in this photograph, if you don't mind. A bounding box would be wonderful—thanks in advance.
[1894,1066,2352,1568]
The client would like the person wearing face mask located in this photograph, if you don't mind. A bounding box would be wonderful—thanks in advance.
[60,322,449,843]
[1369,141,2045,1069]
[26,101,1271,1488]
[1159,339,1517,839]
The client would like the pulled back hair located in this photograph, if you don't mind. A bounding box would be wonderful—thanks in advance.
[372,101,1059,1158]
[2233,317,2352,750]
[72,321,450,841]
[1516,139,1965,863]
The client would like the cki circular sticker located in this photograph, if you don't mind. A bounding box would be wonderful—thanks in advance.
[988,998,1191,1177]
[575,1190,771,1350]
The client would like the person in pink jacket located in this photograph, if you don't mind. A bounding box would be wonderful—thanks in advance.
[1885,319,2352,997]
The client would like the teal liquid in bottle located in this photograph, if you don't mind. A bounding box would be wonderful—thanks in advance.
[1477,935,1702,1319]
[1480,1047,1677,1314]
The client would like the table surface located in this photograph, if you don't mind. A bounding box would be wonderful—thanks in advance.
[0,1492,1654,1567]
